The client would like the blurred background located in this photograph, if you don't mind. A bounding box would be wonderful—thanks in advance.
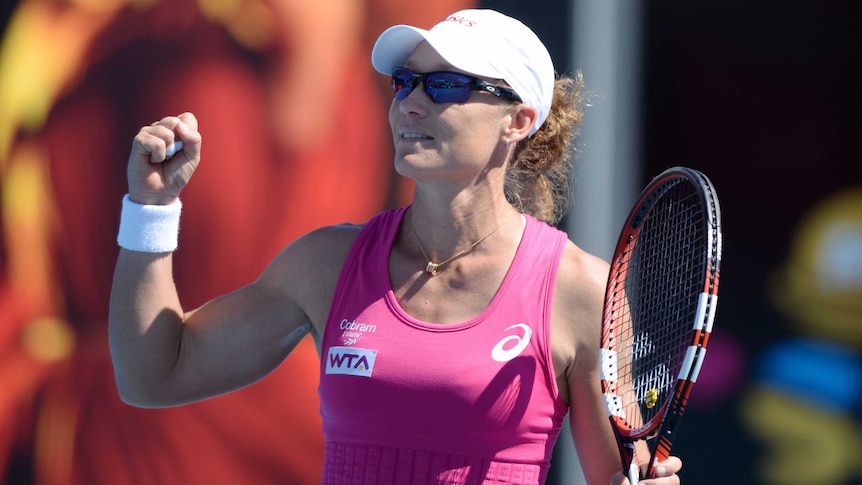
[0,0,859,484]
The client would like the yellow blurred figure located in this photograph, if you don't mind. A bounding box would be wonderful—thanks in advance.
[741,188,862,485]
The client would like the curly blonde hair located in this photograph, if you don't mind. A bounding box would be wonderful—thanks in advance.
[505,72,586,225]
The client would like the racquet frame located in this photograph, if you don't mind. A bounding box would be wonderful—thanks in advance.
[600,167,722,483]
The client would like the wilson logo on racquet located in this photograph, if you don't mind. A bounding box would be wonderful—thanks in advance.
[491,324,533,362]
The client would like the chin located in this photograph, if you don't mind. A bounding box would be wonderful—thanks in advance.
[393,157,419,178]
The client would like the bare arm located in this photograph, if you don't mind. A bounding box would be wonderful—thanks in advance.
[108,249,309,407]
[552,243,622,484]
[552,242,682,485]
[109,225,352,407]
[108,113,354,407]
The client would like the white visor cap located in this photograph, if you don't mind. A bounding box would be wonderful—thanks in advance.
[371,9,555,137]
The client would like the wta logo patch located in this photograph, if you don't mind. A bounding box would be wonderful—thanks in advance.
[326,346,377,377]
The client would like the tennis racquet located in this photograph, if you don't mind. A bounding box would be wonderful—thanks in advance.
[599,166,722,484]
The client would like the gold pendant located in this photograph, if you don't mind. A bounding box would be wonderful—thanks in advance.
[425,261,440,276]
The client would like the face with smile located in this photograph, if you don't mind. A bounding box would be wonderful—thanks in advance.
[388,42,518,184]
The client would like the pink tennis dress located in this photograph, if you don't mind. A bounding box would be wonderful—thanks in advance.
[318,207,569,484]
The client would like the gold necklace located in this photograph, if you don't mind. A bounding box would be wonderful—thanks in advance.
[410,211,510,276]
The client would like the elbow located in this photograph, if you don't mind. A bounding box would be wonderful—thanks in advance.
[109,340,183,408]
[116,385,155,409]
[113,372,177,409]
[115,381,161,409]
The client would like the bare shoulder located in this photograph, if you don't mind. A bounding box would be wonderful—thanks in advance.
[560,241,609,288]
[551,240,610,382]
[282,222,364,265]
[555,240,610,318]
[259,222,365,333]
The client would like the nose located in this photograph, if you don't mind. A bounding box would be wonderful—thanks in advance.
[396,77,426,100]
[397,80,430,115]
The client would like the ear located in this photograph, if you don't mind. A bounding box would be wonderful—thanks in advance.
[504,104,538,143]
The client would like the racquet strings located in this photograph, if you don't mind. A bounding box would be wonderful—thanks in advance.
[613,178,708,433]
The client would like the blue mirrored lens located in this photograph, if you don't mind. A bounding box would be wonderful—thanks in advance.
[392,69,416,100]
[391,69,473,103]
[424,72,472,103]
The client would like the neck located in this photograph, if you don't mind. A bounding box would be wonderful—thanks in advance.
[410,200,514,249]
[407,201,519,276]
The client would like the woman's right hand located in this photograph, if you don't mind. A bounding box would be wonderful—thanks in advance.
[127,112,202,205]
[610,457,682,485]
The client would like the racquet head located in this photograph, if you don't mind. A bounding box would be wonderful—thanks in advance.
[600,166,722,480]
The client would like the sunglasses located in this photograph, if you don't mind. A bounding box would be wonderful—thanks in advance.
[391,68,522,104]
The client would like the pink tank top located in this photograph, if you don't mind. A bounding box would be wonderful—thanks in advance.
[318,207,569,484]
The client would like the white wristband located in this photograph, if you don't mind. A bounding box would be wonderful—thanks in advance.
[117,194,182,252]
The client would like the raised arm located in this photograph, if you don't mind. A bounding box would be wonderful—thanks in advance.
[109,246,315,408]
[108,113,351,408]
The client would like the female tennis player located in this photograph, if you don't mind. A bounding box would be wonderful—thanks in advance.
[109,9,682,485]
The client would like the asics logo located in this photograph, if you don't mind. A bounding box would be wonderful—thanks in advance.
[491,324,533,362]
[444,15,477,27]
